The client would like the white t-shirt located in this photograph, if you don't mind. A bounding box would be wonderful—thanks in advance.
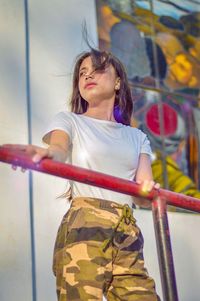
[43,111,152,206]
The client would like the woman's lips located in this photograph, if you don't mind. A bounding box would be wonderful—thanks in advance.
[85,82,97,89]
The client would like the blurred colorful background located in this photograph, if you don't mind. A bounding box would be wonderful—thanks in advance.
[96,0,200,201]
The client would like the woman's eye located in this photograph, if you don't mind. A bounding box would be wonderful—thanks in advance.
[79,69,105,78]
[95,69,106,74]
[79,72,86,77]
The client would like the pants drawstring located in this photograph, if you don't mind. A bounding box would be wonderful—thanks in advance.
[102,205,136,252]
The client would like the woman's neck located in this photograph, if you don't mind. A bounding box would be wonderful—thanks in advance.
[83,106,116,122]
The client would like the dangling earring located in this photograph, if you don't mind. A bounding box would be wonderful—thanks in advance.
[115,84,120,90]
[115,80,120,90]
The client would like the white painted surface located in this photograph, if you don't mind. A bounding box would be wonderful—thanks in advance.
[0,1,200,301]
[0,1,32,300]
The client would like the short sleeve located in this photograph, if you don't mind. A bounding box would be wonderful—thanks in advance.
[42,111,73,145]
[140,132,153,160]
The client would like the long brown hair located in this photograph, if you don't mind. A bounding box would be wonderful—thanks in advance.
[70,48,133,126]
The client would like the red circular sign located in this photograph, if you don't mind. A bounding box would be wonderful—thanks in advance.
[145,103,178,136]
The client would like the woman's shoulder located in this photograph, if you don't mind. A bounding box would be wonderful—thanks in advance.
[127,126,146,137]
[55,110,74,118]
[127,126,151,146]
[54,111,79,122]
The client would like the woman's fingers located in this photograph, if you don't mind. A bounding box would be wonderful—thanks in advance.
[137,180,160,192]
[32,148,52,163]
[154,182,161,189]
[141,180,154,192]
[2,144,52,167]
[2,144,28,151]
[3,144,55,175]
[32,152,46,163]
[2,144,38,156]
[12,165,18,170]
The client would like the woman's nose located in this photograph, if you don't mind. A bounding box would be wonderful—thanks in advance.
[85,70,95,80]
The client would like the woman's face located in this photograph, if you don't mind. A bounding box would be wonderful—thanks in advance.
[78,56,120,106]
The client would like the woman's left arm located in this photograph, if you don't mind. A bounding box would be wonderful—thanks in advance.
[133,153,160,208]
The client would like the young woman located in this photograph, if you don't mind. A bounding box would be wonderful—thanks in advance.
[8,49,160,300]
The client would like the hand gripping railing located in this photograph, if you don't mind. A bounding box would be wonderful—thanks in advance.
[1,146,200,301]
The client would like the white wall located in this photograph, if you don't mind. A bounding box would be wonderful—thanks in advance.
[0,1,200,301]
[0,1,32,300]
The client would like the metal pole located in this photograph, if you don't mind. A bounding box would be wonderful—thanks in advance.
[23,0,37,300]
[152,196,179,301]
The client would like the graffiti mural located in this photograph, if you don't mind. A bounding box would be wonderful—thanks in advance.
[95,0,200,205]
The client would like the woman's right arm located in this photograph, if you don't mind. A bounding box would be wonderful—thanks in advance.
[33,130,70,163]
[3,130,70,164]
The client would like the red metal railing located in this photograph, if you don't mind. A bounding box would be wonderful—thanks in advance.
[1,146,200,301]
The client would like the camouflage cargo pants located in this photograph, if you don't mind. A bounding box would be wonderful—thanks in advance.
[53,197,160,301]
